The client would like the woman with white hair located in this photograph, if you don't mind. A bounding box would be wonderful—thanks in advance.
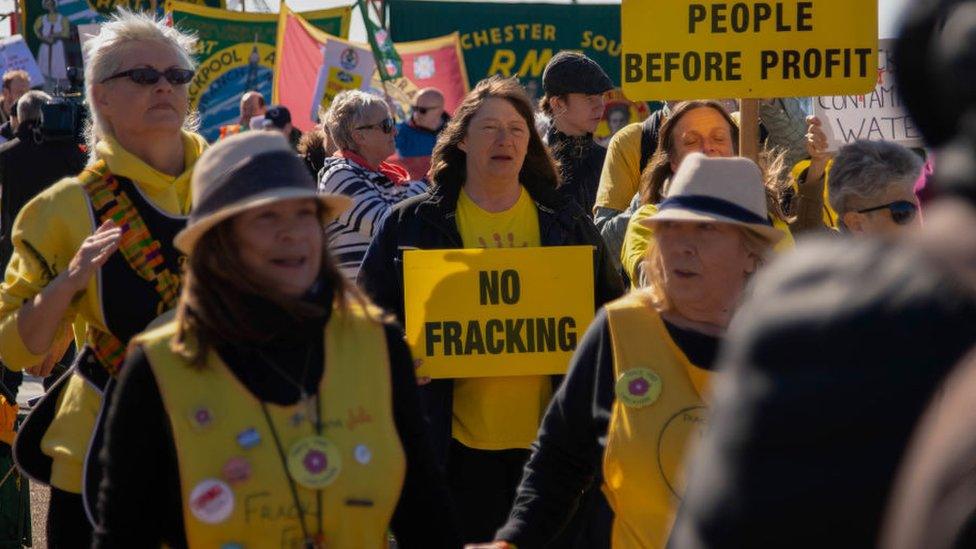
[319,89,428,280]
[1,10,206,545]
[828,139,924,234]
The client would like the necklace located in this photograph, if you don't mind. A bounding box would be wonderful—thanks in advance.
[255,345,316,426]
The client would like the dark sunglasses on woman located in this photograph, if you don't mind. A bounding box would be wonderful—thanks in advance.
[101,67,195,86]
[856,200,918,225]
[355,117,395,134]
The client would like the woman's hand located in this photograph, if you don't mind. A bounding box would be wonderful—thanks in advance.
[804,115,831,184]
[63,221,121,295]
[26,330,71,377]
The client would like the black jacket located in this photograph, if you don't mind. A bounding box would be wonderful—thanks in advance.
[546,127,606,214]
[357,181,625,462]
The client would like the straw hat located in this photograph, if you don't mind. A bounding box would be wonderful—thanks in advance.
[174,132,352,254]
[645,152,783,243]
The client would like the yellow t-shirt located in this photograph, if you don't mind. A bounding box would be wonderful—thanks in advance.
[452,186,553,450]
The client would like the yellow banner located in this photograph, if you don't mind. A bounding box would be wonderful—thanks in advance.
[621,0,878,100]
[404,247,595,379]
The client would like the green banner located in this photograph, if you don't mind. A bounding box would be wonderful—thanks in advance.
[168,0,350,141]
[389,0,621,99]
[18,0,223,90]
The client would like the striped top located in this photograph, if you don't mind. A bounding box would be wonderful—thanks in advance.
[318,157,428,280]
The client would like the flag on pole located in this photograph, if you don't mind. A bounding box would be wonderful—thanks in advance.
[395,32,470,114]
[358,0,402,81]
[273,4,375,132]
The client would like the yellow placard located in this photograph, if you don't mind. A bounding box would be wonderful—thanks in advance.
[404,247,595,379]
[621,0,878,100]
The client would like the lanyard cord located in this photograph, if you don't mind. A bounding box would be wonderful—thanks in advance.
[259,391,325,546]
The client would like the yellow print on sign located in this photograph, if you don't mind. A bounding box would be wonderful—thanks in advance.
[403,247,594,379]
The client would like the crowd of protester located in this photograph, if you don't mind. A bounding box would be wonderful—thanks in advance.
[0,2,973,548]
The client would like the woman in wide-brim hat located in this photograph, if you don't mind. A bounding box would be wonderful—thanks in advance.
[93,131,459,548]
[472,153,782,549]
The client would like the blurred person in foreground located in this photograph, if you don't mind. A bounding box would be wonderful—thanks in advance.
[469,154,780,549]
[668,1,976,546]
[828,139,924,235]
[93,132,458,548]
[2,11,206,546]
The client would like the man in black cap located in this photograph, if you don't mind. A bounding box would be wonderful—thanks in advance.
[540,51,613,214]
[260,104,302,150]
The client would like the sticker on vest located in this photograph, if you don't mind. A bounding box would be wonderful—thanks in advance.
[354,444,372,465]
[287,435,342,489]
[189,407,214,430]
[222,457,252,484]
[236,427,261,450]
[189,478,235,524]
[658,406,708,498]
[615,368,663,408]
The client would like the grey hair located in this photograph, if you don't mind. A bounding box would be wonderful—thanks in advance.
[83,9,198,155]
[323,90,390,151]
[828,140,924,214]
[17,90,51,125]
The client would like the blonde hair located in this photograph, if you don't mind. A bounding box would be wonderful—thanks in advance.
[83,9,198,155]
[642,225,775,312]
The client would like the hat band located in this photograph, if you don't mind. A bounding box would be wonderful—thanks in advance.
[658,194,772,226]
[192,150,315,225]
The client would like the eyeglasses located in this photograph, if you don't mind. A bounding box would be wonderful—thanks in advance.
[355,117,395,134]
[413,105,442,115]
[856,200,918,225]
[100,67,195,86]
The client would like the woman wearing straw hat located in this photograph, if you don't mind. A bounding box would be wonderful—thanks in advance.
[93,131,458,548]
[470,153,782,549]
[1,10,206,545]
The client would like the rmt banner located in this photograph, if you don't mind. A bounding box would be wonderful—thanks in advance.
[404,247,594,379]
[621,1,878,100]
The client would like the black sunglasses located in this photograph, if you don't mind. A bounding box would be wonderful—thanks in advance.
[412,105,442,115]
[857,200,918,225]
[356,117,395,134]
[101,67,195,86]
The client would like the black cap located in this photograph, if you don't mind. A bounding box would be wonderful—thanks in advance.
[542,51,614,96]
[265,104,292,129]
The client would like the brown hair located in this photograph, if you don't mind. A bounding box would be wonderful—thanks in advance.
[429,76,560,194]
[2,70,28,91]
[171,204,366,365]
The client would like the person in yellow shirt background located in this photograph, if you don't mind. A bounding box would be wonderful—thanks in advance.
[2,11,205,546]
[358,76,624,544]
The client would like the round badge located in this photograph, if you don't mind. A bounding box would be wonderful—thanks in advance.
[189,478,234,524]
[354,444,372,465]
[287,435,342,489]
[189,407,214,430]
[222,457,252,484]
[615,368,663,408]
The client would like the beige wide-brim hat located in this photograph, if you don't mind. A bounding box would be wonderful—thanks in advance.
[643,152,784,244]
[174,131,352,254]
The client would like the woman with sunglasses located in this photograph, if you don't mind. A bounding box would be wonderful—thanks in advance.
[827,139,924,234]
[0,11,205,546]
[319,90,428,280]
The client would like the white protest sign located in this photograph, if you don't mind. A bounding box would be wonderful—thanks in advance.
[0,35,44,88]
[814,39,923,151]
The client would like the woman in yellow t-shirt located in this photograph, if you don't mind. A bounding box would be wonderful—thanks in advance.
[472,153,781,549]
[358,76,625,544]
[3,10,206,545]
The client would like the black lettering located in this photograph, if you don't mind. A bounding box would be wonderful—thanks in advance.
[505,319,527,353]
[664,52,681,81]
[479,270,499,305]
[501,270,520,304]
[825,48,841,77]
[443,321,462,356]
[485,320,504,354]
[783,50,801,79]
[525,318,535,352]
[803,48,822,78]
[683,51,702,81]
[536,317,556,352]
[727,51,743,80]
[855,48,872,77]
[775,2,792,31]
[647,52,662,82]
[624,53,643,82]
[711,3,727,33]
[705,52,723,81]
[688,4,706,33]
[730,3,749,32]
[464,320,485,355]
[760,50,778,79]
[797,1,814,31]
[558,317,577,351]
[754,2,771,32]
[424,322,442,356]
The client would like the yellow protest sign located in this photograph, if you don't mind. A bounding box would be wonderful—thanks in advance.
[404,247,595,379]
[621,0,878,100]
